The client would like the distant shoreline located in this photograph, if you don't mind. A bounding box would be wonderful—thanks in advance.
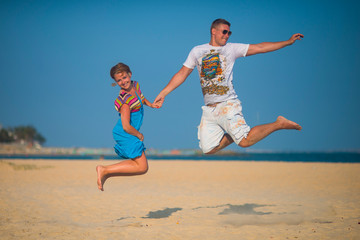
[1,143,360,163]
[1,152,360,163]
[0,143,237,157]
[1,143,359,155]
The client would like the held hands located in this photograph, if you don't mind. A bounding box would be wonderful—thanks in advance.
[289,33,304,45]
[153,94,165,108]
[148,102,160,109]
[144,98,161,108]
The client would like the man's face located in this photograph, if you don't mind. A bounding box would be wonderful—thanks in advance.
[212,24,232,46]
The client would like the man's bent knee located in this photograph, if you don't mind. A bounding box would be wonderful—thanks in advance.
[238,138,251,148]
[204,148,218,155]
[201,145,219,155]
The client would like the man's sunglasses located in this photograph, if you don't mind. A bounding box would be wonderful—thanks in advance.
[222,30,232,36]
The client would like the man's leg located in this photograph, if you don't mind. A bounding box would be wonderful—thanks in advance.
[238,116,301,148]
[205,133,234,155]
[198,105,232,154]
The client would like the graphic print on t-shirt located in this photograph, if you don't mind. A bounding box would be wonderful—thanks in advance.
[200,49,229,96]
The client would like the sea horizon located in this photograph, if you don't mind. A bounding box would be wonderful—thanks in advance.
[1,151,360,163]
[1,143,360,163]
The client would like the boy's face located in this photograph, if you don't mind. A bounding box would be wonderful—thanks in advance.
[114,71,132,91]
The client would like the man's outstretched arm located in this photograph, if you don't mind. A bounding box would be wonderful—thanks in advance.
[246,33,304,56]
[153,66,193,108]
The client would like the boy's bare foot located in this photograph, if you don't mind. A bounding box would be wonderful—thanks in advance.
[277,116,302,130]
[96,165,106,191]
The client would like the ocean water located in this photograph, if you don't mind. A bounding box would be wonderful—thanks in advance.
[1,152,359,163]
[149,152,360,163]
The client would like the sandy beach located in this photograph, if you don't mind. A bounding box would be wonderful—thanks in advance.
[0,159,359,240]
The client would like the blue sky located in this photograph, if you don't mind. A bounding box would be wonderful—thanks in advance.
[1,0,359,152]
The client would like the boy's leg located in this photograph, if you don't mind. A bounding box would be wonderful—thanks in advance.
[238,116,302,148]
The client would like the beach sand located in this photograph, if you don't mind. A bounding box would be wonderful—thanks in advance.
[0,159,359,240]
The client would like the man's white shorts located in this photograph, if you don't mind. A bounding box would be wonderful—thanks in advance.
[197,99,250,153]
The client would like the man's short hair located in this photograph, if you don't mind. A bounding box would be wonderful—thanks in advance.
[210,19,231,34]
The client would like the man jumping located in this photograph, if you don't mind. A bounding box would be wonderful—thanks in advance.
[154,19,303,154]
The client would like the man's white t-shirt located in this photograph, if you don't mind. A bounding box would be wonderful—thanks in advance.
[183,43,249,105]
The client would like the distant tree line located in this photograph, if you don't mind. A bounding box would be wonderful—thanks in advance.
[0,125,46,145]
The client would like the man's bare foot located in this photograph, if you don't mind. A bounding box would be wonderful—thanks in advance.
[277,116,302,130]
[96,165,106,191]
